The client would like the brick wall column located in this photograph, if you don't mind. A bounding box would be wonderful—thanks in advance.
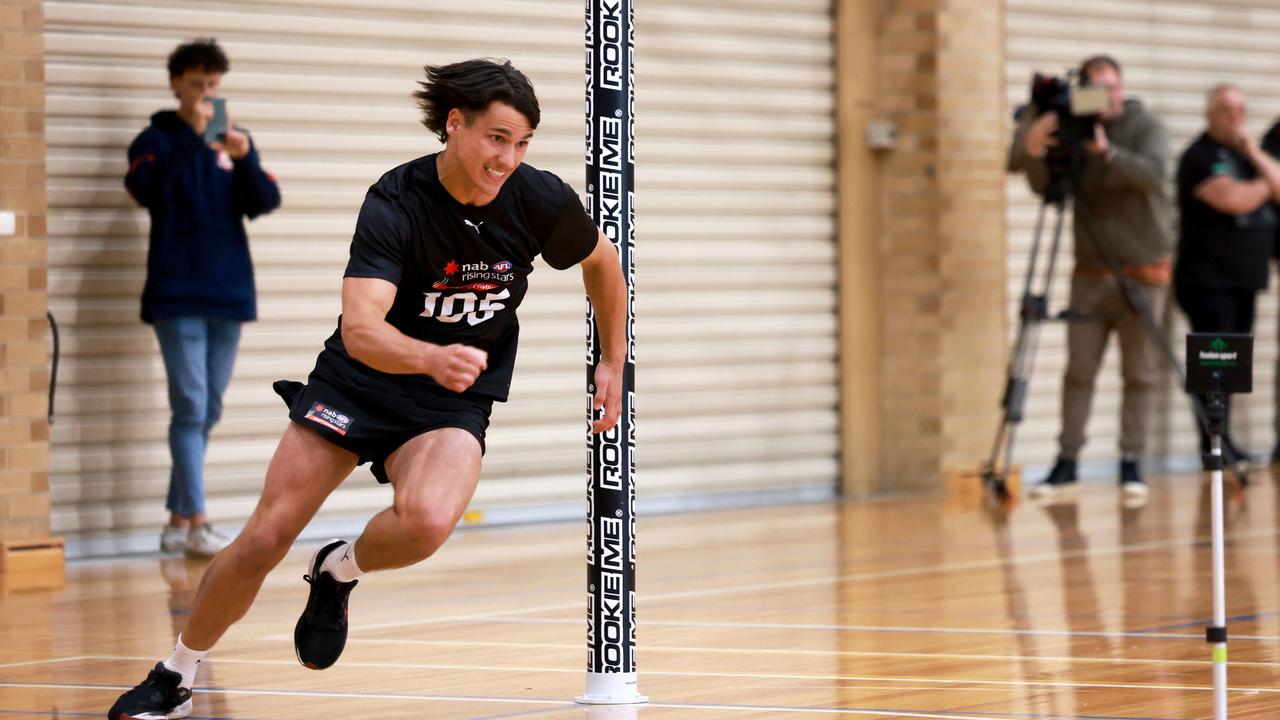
[932,1,1008,484]
[838,0,1006,494]
[0,1,52,547]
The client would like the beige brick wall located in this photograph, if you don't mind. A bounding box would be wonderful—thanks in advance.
[839,0,1006,493]
[932,1,1007,478]
[0,0,51,541]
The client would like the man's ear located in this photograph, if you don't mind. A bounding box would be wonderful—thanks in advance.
[446,108,464,137]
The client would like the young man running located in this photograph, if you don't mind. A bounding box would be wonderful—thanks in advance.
[107,58,627,720]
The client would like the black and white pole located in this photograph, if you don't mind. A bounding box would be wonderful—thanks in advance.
[580,0,644,706]
[1187,333,1250,720]
[1207,427,1228,720]
[1203,384,1229,720]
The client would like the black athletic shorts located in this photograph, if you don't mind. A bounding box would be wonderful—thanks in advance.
[273,374,493,484]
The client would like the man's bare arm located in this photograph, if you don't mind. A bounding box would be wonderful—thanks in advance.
[340,276,487,393]
[1195,175,1271,216]
[580,233,628,433]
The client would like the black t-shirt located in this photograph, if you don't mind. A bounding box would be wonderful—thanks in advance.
[315,153,598,401]
[1264,121,1280,258]
[1175,133,1277,290]
[1264,120,1280,162]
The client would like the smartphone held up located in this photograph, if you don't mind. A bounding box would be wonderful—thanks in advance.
[203,96,227,145]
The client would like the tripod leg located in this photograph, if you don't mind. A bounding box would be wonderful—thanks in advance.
[983,199,1067,500]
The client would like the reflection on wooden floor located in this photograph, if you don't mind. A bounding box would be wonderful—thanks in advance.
[4,471,1280,719]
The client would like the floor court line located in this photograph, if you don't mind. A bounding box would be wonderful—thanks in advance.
[1127,610,1280,634]
[340,637,1280,668]
[348,632,1280,666]
[14,642,1280,677]
[343,614,1280,640]
[33,655,1278,696]
[331,527,1280,635]
[0,711,239,720]
[0,684,1178,720]
[0,656,85,670]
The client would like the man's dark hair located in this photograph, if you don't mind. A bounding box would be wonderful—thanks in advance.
[413,58,540,143]
[167,38,229,79]
[1078,55,1122,82]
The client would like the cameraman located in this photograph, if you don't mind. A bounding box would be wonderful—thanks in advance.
[1008,55,1173,503]
[1175,85,1280,468]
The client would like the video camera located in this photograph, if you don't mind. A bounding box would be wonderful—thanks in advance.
[1028,72,1109,175]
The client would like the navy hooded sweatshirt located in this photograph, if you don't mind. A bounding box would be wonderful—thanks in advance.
[124,110,281,323]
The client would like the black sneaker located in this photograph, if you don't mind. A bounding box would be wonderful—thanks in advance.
[1028,456,1078,501]
[106,662,192,720]
[1119,459,1149,508]
[294,539,358,670]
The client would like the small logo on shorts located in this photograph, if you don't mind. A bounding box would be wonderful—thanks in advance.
[305,402,352,436]
[493,260,512,272]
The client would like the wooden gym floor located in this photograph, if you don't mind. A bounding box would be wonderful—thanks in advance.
[4,471,1280,719]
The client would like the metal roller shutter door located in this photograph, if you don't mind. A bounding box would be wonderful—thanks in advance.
[43,0,839,549]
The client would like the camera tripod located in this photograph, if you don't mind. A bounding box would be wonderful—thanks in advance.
[981,173,1246,501]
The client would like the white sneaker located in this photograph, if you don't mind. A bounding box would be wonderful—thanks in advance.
[184,524,232,559]
[1121,480,1150,509]
[1028,480,1078,504]
[160,525,187,554]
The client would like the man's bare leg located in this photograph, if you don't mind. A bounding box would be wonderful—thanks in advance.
[181,423,357,650]
[352,427,482,571]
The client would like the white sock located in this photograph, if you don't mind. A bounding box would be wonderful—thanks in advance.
[320,540,364,583]
[162,634,208,689]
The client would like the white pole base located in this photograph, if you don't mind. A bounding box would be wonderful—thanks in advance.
[576,672,649,705]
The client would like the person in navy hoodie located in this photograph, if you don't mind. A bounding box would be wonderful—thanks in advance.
[124,38,280,559]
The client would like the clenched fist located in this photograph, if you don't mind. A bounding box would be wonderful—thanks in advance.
[426,344,488,393]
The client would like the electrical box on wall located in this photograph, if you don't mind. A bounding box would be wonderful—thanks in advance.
[865,120,898,150]
[0,211,15,236]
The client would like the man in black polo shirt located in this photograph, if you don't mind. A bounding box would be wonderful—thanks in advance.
[107,58,628,720]
[1264,118,1280,463]
[1175,84,1280,468]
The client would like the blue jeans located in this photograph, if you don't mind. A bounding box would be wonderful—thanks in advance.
[153,317,242,517]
